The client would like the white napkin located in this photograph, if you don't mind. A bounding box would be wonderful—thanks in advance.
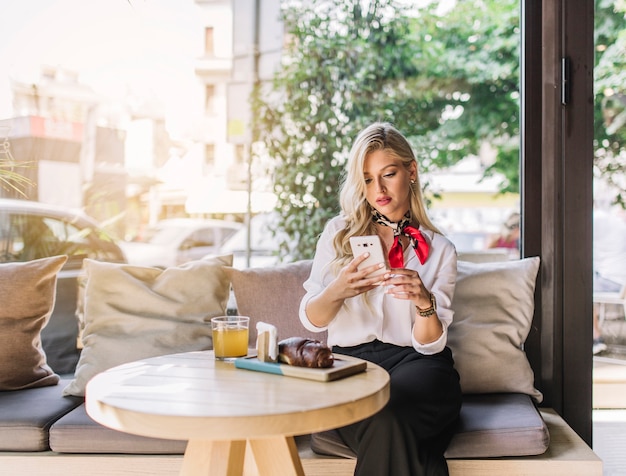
[256,322,278,362]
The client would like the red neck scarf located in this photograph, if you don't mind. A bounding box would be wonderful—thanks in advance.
[372,210,429,268]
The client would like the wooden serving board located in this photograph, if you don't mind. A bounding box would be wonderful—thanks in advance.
[234,354,367,382]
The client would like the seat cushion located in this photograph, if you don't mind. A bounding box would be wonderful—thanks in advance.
[311,393,550,459]
[444,393,550,458]
[49,404,187,454]
[0,377,82,451]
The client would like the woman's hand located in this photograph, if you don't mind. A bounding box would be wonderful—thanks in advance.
[383,268,443,344]
[382,268,431,309]
[304,253,386,328]
[329,253,387,299]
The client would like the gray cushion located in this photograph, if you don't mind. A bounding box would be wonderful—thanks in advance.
[310,428,356,459]
[0,377,82,451]
[311,393,550,459]
[41,274,82,375]
[50,404,187,454]
[444,393,550,458]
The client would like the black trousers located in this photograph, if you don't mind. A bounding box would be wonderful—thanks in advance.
[332,340,462,476]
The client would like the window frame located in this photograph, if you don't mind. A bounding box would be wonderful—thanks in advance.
[521,0,594,444]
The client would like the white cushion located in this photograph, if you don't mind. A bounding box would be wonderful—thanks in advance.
[448,257,542,402]
[63,255,232,397]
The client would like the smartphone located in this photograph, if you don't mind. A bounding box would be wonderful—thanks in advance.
[349,235,388,279]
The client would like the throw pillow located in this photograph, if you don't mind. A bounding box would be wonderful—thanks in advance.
[448,257,543,402]
[0,255,67,390]
[63,255,233,397]
[224,260,327,344]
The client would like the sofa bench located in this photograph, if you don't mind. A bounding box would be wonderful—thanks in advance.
[0,255,602,475]
[0,383,602,476]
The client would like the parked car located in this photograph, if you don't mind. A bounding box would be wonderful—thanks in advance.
[0,198,127,374]
[218,212,291,269]
[119,218,241,268]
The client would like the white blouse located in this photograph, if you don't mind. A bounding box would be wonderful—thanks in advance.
[299,216,458,355]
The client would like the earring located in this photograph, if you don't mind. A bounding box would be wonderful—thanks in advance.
[410,179,415,184]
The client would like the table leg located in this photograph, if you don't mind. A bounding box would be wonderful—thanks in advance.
[247,436,305,476]
[181,439,246,476]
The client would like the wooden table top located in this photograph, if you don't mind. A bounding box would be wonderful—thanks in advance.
[86,350,390,441]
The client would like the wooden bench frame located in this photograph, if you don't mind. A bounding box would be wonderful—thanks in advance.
[0,409,602,476]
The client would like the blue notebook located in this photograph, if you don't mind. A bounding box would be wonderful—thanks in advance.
[234,354,367,382]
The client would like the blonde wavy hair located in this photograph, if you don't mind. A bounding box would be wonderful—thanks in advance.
[332,122,440,270]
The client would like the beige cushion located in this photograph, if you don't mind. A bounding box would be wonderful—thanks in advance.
[224,260,327,344]
[448,257,542,402]
[63,255,233,397]
[0,256,67,391]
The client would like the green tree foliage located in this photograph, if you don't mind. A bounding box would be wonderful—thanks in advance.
[255,0,625,260]
[409,1,521,191]
[594,0,626,207]
[254,0,426,259]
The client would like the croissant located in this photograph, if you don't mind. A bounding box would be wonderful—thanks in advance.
[278,337,334,368]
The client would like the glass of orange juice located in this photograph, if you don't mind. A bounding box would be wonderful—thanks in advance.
[211,316,249,360]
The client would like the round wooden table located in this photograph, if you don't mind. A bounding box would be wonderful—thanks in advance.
[86,350,389,476]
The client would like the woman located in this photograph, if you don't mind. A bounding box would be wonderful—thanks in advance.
[487,212,520,250]
[299,122,462,476]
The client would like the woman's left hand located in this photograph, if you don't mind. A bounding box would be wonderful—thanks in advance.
[382,268,432,309]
